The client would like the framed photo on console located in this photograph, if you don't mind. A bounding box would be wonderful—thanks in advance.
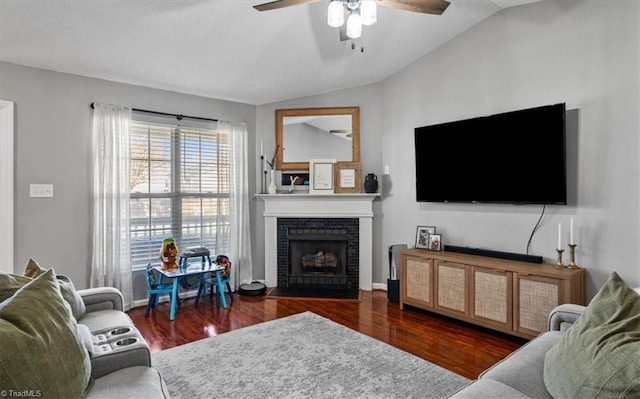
[415,226,436,249]
[428,233,442,251]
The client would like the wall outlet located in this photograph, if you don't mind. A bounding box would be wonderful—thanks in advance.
[384,165,390,175]
[30,184,54,198]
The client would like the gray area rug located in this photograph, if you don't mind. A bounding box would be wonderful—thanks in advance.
[152,311,469,398]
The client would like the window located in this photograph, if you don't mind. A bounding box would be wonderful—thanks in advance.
[129,120,231,270]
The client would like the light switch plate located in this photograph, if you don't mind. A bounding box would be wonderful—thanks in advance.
[30,184,54,198]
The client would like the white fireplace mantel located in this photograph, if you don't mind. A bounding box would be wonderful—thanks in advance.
[257,193,379,290]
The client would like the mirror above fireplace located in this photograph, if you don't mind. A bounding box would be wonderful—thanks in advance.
[276,107,360,171]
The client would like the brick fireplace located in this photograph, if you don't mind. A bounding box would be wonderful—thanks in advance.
[258,193,378,291]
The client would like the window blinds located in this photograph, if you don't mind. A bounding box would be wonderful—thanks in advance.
[129,122,231,269]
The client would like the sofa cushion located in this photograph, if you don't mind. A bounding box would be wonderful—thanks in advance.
[0,269,91,398]
[543,271,640,398]
[23,258,87,319]
[448,378,532,399]
[479,331,561,399]
[78,309,136,334]
[85,366,169,399]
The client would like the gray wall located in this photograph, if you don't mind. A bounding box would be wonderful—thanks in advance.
[380,0,639,298]
[0,62,257,298]
[3,0,639,301]
[258,0,640,298]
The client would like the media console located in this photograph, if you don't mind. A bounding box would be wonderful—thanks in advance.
[399,248,585,339]
[444,245,543,264]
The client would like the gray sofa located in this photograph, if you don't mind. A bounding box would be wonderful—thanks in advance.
[449,303,586,399]
[450,276,640,398]
[0,266,168,399]
[78,286,169,398]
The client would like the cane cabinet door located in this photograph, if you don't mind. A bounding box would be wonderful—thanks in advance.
[435,260,468,318]
[471,266,512,330]
[400,254,434,310]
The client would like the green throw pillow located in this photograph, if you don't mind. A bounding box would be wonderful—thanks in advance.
[543,271,640,398]
[0,273,32,303]
[23,258,86,319]
[0,269,91,398]
[23,256,51,278]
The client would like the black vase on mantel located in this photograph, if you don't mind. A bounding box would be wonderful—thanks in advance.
[364,173,379,193]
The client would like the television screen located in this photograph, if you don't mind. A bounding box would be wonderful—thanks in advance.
[414,103,567,205]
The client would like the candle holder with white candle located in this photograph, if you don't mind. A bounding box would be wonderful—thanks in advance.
[260,140,267,194]
[555,222,564,268]
[567,217,579,269]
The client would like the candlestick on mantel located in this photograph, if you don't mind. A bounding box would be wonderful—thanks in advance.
[260,154,266,194]
[260,140,264,157]
[557,223,562,250]
[570,217,574,245]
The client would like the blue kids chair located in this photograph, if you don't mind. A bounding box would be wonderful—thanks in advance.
[144,263,175,317]
[195,255,234,307]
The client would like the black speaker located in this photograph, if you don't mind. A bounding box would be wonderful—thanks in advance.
[444,245,543,264]
[387,244,407,302]
[387,279,399,303]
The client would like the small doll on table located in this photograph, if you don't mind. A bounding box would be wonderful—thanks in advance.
[159,237,179,270]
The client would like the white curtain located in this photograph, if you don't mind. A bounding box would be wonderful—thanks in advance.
[90,103,134,310]
[219,120,253,287]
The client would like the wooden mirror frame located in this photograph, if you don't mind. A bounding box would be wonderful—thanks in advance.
[275,106,360,171]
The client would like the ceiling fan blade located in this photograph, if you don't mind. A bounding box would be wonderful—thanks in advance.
[377,0,450,15]
[253,0,319,12]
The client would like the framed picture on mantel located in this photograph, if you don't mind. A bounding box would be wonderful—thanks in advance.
[334,162,361,194]
[309,159,336,194]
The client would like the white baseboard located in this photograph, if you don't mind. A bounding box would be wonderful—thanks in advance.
[133,281,388,307]
[372,282,387,291]
[132,289,200,308]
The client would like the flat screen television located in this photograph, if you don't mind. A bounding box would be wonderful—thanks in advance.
[414,103,567,205]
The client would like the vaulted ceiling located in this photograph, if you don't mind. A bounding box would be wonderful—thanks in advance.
[0,0,542,105]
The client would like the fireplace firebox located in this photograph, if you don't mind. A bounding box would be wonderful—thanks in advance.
[288,230,347,287]
[277,218,359,290]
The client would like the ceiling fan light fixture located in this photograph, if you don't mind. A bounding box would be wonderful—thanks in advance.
[346,10,362,39]
[256,0,451,43]
[327,0,345,28]
[346,0,360,11]
[360,0,377,26]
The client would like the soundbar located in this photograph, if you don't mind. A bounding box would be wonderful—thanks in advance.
[444,245,543,264]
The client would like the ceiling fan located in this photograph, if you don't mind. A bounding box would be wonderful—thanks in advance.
[253,0,450,41]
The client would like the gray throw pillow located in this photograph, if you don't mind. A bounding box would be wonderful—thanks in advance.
[77,323,95,356]
[543,271,640,398]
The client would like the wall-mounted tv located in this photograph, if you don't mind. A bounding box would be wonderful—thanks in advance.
[414,103,567,205]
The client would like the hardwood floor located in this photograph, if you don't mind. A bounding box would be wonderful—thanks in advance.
[128,290,527,380]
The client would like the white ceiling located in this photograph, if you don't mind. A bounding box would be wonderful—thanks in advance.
[0,0,542,105]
